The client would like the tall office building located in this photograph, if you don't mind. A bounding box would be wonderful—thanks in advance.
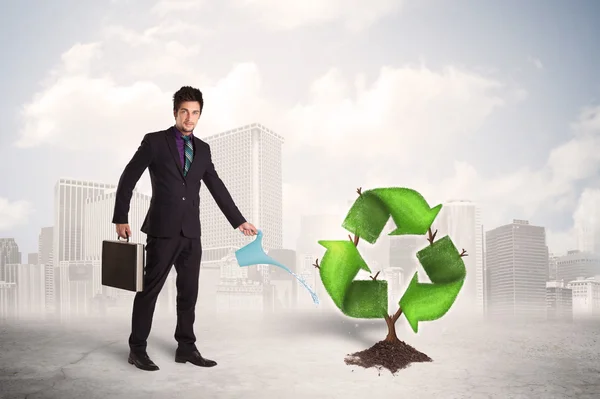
[4,263,46,317]
[53,178,116,265]
[199,123,284,268]
[83,189,151,260]
[0,281,16,319]
[548,253,559,281]
[575,193,600,254]
[545,280,572,320]
[568,276,600,318]
[555,250,600,283]
[388,235,420,306]
[0,238,21,281]
[432,200,484,314]
[38,227,53,265]
[53,178,116,316]
[485,219,548,319]
[38,227,54,312]
[482,224,488,313]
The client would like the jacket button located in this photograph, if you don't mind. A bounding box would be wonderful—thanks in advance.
[182,197,186,200]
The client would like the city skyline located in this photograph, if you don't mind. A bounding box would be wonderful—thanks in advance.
[0,168,597,260]
[2,163,600,319]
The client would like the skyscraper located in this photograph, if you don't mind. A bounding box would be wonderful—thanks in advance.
[53,178,116,266]
[38,227,53,266]
[199,123,284,267]
[555,250,600,283]
[38,227,54,313]
[83,189,151,260]
[0,238,21,281]
[4,263,46,317]
[574,192,600,254]
[53,178,116,316]
[485,219,548,319]
[432,200,483,314]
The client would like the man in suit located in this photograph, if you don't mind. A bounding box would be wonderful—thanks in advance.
[112,86,257,371]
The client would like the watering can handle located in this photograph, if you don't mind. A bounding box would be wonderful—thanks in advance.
[241,229,262,236]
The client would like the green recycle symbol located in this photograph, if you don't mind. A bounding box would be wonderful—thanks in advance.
[317,187,467,333]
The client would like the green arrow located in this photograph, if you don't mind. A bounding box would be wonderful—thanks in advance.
[317,240,388,318]
[342,188,442,244]
[399,235,467,333]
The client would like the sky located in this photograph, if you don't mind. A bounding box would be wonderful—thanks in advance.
[0,0,599,257]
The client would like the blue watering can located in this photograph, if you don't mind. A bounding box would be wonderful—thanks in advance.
[235,229,319,305]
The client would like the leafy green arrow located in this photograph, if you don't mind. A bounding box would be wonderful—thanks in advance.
[317,186,467,348]
[399,235,467,333]
[341,187,443,244]
[317,240,388,318]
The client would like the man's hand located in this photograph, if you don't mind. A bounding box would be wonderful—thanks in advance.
[238,222,258,236]
[116,223,132,239]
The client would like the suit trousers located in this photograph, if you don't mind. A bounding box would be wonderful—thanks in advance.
[128,232,202,353]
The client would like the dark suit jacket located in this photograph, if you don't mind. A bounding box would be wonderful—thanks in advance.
[112,126,246,238]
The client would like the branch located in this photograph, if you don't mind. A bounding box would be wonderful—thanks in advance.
[427,227,437,245]
[384,307,404,324]
[391,307,403,323]
[459,249,468,257]
[356,187,362,196]
[347,234,360,247]
[313,258,320,269]
[370,271,380,281]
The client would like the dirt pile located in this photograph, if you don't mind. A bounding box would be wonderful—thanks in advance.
[344,339,432,374]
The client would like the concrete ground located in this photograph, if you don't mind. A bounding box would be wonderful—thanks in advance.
[1,309,599,398]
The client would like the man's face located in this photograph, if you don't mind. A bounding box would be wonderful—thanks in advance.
[174,101,202,134]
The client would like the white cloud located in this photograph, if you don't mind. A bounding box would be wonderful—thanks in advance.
[60,42,102,75]
[528,56,544,70]
[230,0,403,31]
[14,5,600,254]
[0,198,34,231]
[281,65,506,163]
[545,187,600,257]
[16,75,170,155]
[151,0,205,16]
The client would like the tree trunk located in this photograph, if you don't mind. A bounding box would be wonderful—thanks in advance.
[384,315,400,343]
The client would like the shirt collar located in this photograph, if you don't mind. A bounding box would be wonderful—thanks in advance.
[173,126,193,140]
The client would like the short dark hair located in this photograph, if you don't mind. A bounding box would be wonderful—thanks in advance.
[173,86,204,113]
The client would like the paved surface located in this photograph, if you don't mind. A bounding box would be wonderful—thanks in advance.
[1,310,599,398]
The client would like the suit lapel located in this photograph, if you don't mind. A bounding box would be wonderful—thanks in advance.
[165,128,185,180]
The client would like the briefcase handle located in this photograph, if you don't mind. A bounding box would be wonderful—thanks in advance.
[117,232,130,243]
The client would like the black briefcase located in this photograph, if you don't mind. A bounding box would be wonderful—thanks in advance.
[101,236,145,292]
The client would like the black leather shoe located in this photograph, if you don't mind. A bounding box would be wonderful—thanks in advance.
[175,348,217,367]
[128,351,159,371]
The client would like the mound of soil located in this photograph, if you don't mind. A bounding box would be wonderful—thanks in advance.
[344,339,432,374]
